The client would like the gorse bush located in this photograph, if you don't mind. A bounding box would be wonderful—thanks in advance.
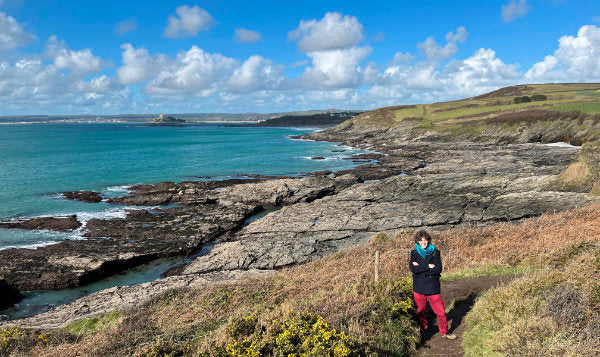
[200,310,361,357]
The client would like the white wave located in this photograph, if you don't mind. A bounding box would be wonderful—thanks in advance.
[0,240,59,250]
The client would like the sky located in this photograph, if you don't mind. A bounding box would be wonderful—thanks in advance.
[0,0,599,115]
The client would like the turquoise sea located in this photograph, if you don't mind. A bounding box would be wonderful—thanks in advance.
[0,123,365,250]
[0,123,368,319]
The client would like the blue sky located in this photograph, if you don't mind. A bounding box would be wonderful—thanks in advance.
[0,0,599,114]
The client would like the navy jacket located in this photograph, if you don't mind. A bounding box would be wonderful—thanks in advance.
[409,248,442,295]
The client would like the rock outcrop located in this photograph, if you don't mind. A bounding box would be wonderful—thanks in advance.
[62,191,103,203]
[0,279,22,309]
[181,141,596,275]
[0,215,81,232]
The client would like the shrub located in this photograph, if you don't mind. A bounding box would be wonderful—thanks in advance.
[200,310,361,357]
[514,96,532,103]
[532,94,548,101]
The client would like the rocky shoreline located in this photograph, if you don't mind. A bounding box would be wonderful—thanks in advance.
[1,120,598,328]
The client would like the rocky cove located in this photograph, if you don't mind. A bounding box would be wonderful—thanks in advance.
[1,119,597,329]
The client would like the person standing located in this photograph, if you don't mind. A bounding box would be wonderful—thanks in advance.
[409,230,457,340]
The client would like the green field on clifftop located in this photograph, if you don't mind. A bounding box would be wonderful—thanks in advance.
[354,83,600,132]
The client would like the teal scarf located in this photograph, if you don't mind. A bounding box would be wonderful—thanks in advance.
[415,243,435,259]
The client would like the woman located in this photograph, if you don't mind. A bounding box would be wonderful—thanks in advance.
[409,230,457,340]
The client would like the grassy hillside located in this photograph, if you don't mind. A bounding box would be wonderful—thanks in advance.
[351,83,600,133]
[4,202,600,356]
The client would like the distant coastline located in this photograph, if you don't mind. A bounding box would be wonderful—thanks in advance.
[0,109,364,126]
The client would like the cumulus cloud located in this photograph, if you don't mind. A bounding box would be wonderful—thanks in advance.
[227,55,285,91]
[392,52,414,64]
[45,36,106,76]
[300,46,371,89]
[164,5,215,38]
[445,26,468,43]
[288,12,364,52]
[0,12,35,52]
[445,48,521,95]
[416,26,467,62]
[117,44,166,84]
[234,28,262,44]
[501,0,530,22]
[114,18,138,35]
[526,25,600,81]
[145,46,237,95]
[417,37,458,61]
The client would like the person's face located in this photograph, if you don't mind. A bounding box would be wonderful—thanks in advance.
[418,238,429,249]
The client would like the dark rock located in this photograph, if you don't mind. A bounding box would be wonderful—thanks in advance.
[311,156,326,160]
[0,279,22,309]
[62,191,102,203]
[0,215,81,232]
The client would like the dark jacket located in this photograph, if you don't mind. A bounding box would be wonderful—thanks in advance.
[409,248,442,295]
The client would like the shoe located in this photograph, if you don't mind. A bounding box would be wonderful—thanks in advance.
[441,333,457,340]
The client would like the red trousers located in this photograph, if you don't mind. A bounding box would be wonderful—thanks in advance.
[413,292,448,335]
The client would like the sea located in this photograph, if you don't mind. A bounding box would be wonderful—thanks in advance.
[0,123,368,319]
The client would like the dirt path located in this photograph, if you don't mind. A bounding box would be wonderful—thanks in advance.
[411,275,517,357]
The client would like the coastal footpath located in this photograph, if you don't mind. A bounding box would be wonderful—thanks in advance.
[2,83,600,328]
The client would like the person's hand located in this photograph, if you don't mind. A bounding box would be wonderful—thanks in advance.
[428,264,435,269]
[412,262,419,266]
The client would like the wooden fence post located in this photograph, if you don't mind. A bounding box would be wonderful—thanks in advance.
[375,250,380,283]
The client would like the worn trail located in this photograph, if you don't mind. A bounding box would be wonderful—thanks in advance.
[412,275,517,357]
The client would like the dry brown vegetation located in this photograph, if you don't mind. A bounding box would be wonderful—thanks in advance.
[5,203,600,356]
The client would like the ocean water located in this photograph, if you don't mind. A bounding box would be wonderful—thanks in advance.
[0,123,366,250]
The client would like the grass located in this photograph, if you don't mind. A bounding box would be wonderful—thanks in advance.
[577,90,600,98]
[441,264,536,281]
[550,101,600,114]
[64,311,123,336]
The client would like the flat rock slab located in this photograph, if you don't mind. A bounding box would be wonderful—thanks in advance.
[182,142,596,275]
[0,215,81,232]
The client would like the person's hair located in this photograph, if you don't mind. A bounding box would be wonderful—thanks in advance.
[413,230,432,243]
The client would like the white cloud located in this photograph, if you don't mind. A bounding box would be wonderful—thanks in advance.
[445,26,468,43]
[300,46,371,89]
[444,48,521,95]
[227,55,285,91]
[526,25,600,81]
[525,55,564,80]
[418,37,458,61]
[117,44,166,85]
[554,25,600,80]
[45,36,105,76]
[0,12,35,52]
[234,28,262,44]
[288,12,364,52]
[392,51,414,64]
[289,59,309,68]
[114,18,138,35]
[164,5,215,38]
[145,46,238,95]
[501,0,530,22]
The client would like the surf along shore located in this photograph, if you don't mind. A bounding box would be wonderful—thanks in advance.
[1,83,600,345]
